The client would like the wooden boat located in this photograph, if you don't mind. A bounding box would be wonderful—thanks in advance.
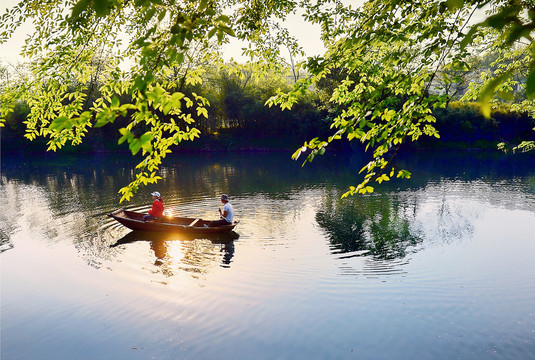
[108,209,239,234]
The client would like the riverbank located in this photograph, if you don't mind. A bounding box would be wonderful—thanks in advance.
[3,101,534,155]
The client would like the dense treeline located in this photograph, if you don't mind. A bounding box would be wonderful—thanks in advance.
[414,102,535,151]
[1,63,336,153]
[2,64,533,155]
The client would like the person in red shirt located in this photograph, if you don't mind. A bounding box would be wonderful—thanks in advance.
[143,191,164,222]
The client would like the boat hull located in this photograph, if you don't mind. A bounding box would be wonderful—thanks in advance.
[108,209,238,234]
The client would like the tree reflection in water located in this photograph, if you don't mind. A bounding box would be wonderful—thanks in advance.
[316,190,422,260]
[0,234,14,253]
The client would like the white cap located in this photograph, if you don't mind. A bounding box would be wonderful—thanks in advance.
[151,191,161,197]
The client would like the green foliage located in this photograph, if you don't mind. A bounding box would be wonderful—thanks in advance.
[1,0,309,201]
[411,101,535,150]
[455,1,535,110]
[272,1,455,197]
[2,60,329,153]
[270,0,535,197]
[1,0,535,202]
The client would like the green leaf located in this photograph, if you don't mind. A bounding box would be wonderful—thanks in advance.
[459,25,480,50]
[129,138,142,155]
[140,132,153,152]
[484,6,522,30]
[144,7,156,22]
[221,26,236,37]
[479,70,514,118]
[170,92,184,107]
[93,0,109,17]
[197,107,208,118]
[525,68,535,99]
[140,132,153,143]
[71,0,89,18]
[95,110,112,127]
[49,116,71,131]
[118,128,133,145]
[506,22,533,45]
[145,72,155,84]
[445,0,464,10]
[220,25,235,37]
[162,101,173,115]
[111,96,120,109]
[208,27,217,39]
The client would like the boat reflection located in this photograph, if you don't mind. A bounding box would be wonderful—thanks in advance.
[110,230,238,272]
[110,229,239,246]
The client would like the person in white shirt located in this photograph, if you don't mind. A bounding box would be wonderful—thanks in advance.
[209,194,234,226]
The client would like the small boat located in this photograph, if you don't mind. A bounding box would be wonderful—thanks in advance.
[108,209,239,234]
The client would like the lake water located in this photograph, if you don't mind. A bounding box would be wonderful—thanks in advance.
[1,151,535,360]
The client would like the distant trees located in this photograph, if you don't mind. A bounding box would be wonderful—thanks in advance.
[3,58,532,155]
[1,60,330,152]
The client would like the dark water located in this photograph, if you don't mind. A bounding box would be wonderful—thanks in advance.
[1,151,535,360]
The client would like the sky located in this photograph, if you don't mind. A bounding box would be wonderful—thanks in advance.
[1,0,29,65]
[1,0,493,70]
[0,0,327,68]
[221,11,326,63]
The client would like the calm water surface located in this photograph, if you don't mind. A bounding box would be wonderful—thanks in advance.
[1,151,535,360]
